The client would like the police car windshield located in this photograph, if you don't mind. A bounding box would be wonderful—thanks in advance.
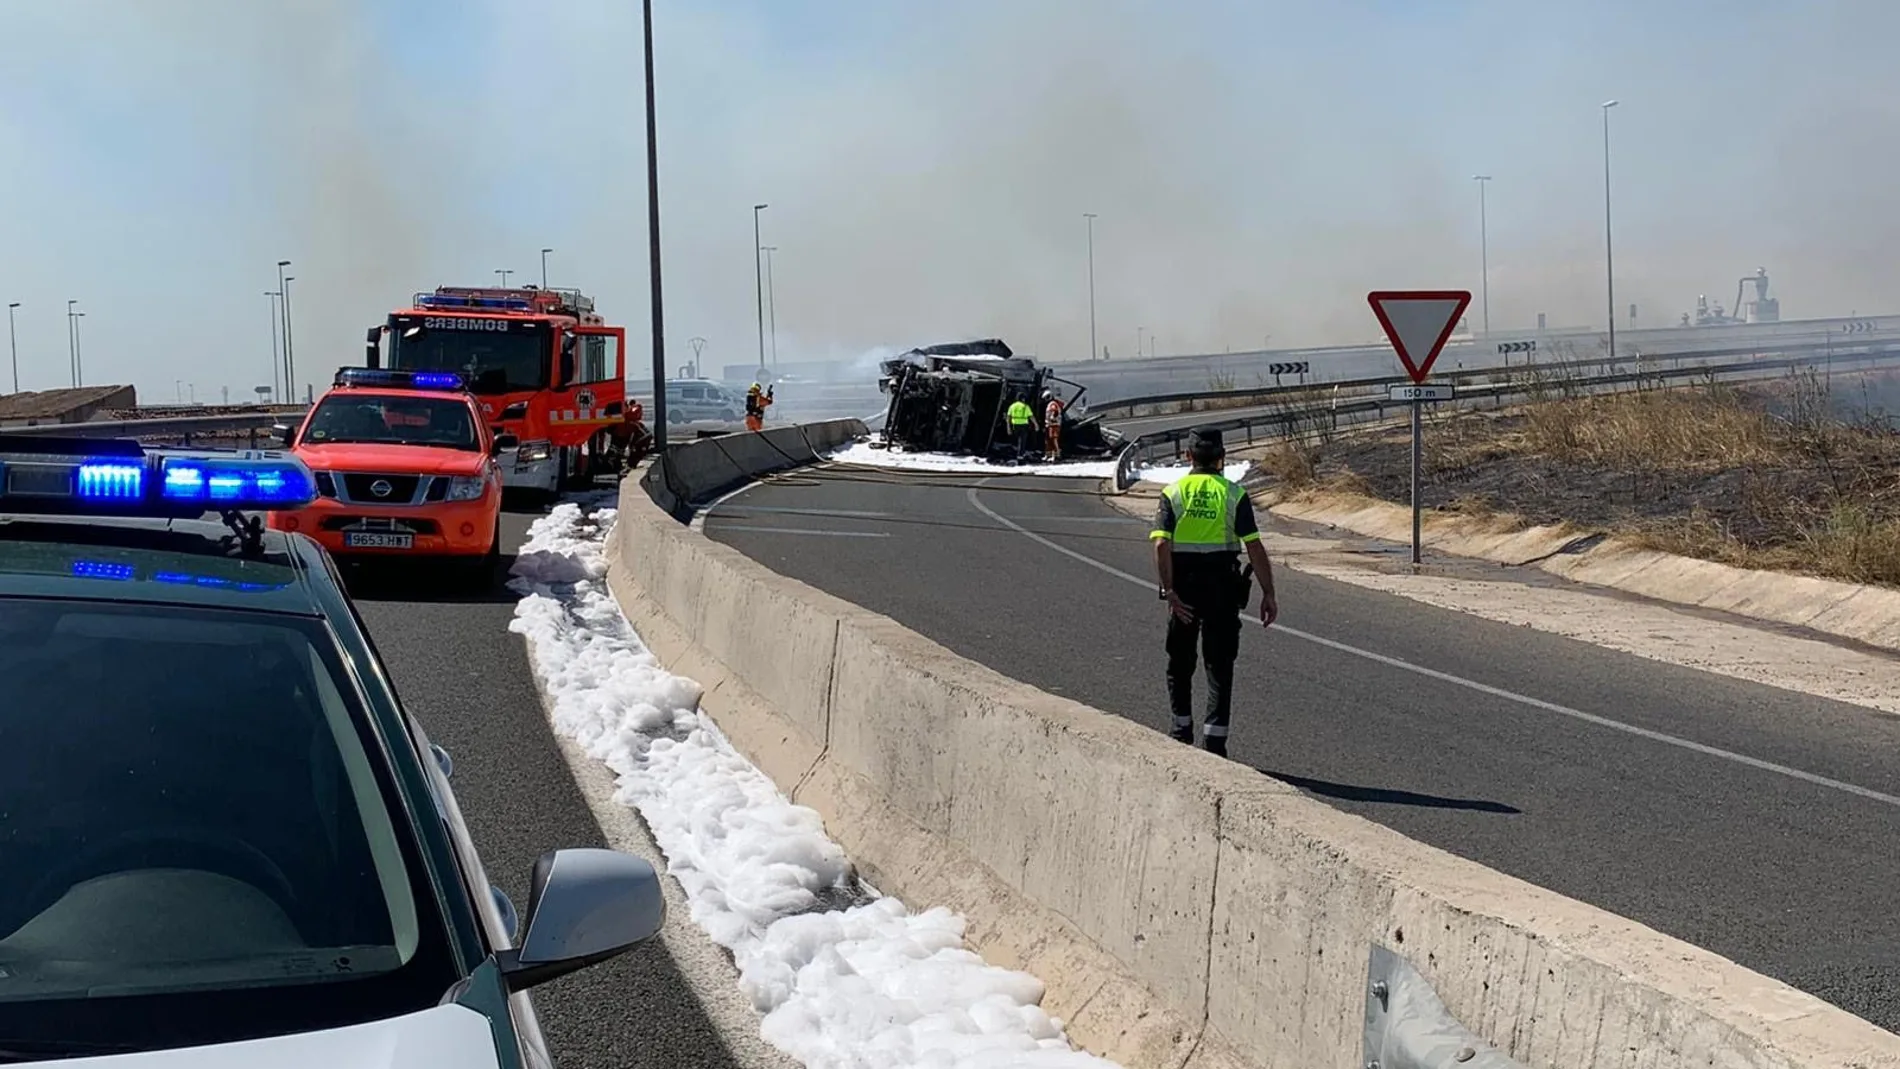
[303,395,480,451]
[0,598,458,1053]
[388,316,547,394]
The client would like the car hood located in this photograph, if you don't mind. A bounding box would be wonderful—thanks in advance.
[32,1005,503,1069]
[296,443,488,477]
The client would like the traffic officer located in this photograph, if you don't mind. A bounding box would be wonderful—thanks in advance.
[1149,427,1278,757]
[1005,395,1038,458]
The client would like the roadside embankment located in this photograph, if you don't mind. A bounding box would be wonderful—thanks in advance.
[605,421,1900,1069]
[1210,371,1900,655]
[1262,487,1900,656]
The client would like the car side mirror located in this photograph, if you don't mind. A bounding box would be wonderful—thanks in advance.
[494,433,520,453]
[273,423,295,448]
[365,326,382,368]
[497,848,665,993]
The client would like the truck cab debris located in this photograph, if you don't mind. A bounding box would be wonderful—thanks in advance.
[874,339,1123,463]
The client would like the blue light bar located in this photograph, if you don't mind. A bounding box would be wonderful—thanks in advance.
[0,437,318,521]
[76,462,143,500]
[159,455,314,508]
[334,367,466,391]
[416,294,533,312]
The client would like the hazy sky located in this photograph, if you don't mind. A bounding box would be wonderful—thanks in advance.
[2,0,1895,400]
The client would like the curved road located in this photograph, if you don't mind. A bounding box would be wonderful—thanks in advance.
[700,464,1900,1035]
[339,507,787,1069]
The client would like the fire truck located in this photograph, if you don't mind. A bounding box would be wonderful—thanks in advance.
[364,285,644,497]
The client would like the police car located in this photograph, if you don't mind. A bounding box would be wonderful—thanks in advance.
[0,435,665,1066]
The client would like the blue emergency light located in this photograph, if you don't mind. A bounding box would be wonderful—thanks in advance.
[334,367,466,391]
[416,293,533,312]
[0,437,317,520]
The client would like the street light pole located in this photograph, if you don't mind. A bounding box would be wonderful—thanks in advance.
[497,268,513,286]
[1472,175,1492,338]
[72,312,84,387]
[282,275,297,401]
[540,248,552,288]
[275,260,293,398]
[265,291,283,401]
[65,300,77,388]
[1083,212,1098,360]
[6,302,19,394]
[1601,100,1619,362]
[752,203,768,372]
[761,245,778,368]
[644,0,671,451]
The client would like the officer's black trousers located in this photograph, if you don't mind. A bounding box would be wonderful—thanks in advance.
[1165,554,1243,742]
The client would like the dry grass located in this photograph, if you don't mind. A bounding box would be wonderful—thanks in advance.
[1250,364,1900,588]
[1516,385,1784,469]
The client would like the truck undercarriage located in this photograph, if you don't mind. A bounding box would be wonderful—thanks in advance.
[875,340,1123,462]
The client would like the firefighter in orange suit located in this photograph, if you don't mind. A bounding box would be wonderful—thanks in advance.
[745,381,774,432]
[1042,390,1064,461]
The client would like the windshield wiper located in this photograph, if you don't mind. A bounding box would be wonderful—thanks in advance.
[0,1038,139,1063]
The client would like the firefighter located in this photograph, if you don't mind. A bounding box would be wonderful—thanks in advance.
[1041,389,1064,462]
[1149,427,1279,758]
[1006,395,1038,459]
[745,381,774,432]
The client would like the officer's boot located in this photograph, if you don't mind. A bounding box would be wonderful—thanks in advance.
[1202,735,1228,759]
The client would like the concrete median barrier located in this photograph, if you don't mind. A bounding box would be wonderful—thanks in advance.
[640,418,866,520]
[606,453,1900,1069]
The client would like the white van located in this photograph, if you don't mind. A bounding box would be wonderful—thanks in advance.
[663,378,744,424]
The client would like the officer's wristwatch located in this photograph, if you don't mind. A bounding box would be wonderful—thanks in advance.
[1157,585,1170,601]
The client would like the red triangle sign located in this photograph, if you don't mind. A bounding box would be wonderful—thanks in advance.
[1368,290,1471,384]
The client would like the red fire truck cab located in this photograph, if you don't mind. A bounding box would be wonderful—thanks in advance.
[365,285,628,498]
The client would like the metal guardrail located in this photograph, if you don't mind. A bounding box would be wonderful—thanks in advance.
[0,411,296,446]
[1111,345,1900,491]
[1090,335,1896,417]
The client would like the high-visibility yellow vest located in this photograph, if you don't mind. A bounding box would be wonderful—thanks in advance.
[1007,400,1034,427]
[1155,472,1251,553]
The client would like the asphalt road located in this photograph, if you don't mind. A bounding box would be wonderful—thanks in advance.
[701,466,1900,1034]
[341,507,763,1069]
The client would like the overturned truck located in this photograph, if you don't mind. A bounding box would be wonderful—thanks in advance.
[875,339,1123,462]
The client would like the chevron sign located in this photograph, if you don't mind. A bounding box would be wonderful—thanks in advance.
[1497,340,1537,354]
[1268,361,1309,376]
[1841,320,1877,334]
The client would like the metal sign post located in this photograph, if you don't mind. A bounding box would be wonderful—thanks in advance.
[1369,292,1471,565]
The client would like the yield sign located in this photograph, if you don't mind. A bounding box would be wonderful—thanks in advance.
[1368,290,1471,384]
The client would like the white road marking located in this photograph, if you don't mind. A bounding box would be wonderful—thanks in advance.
[966,482,1900,811]
[715,524,891,538]
[690,478,768,533]
[722,505,896,519]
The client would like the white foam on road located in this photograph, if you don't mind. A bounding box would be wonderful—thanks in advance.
[824,440,1118,479]
[822,439,1252,487]
[508,504,1122,1069]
